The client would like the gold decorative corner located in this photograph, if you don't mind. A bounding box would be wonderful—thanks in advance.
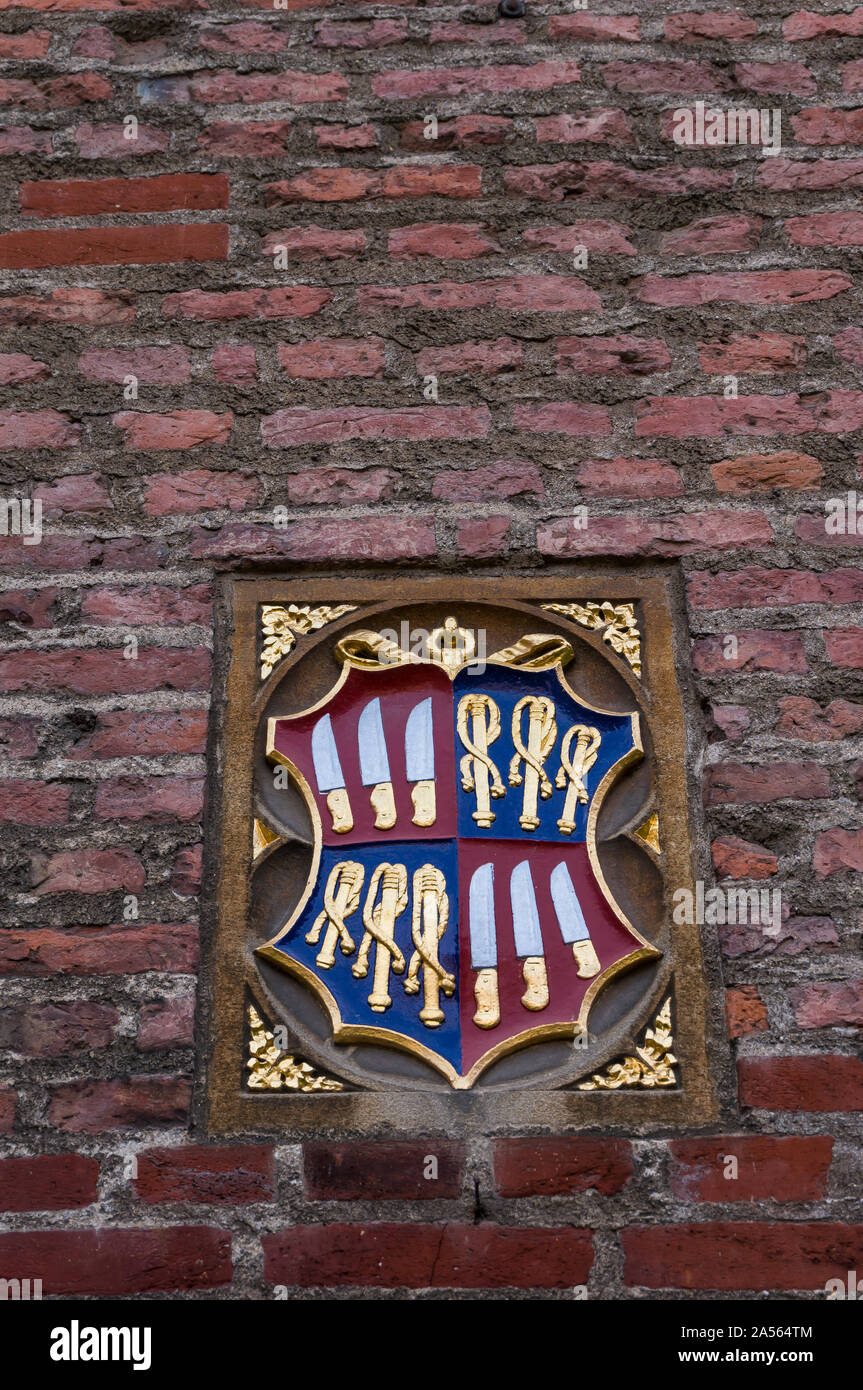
[252,818,278,859]
[260,603,357,681]
[246,1005,344,1091]
[634,810,661,855]
[542,601,641,677]
[577,996,676,1090]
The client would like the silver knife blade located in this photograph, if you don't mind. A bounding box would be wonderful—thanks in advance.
[310,713,345,793]
[405,697,434,783]
[357,696,391,787]
[468,863,497,969]
[549,861,590,944]
[510,860,544,958]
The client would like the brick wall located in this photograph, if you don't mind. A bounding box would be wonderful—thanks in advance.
[0,0,861,1299]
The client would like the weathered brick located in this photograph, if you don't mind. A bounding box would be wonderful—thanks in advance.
[739,1056,863,1111]
[136,995,195,1051]
[726,985,768,1038]
[0,1228,230,1296]
[303,1142,464,1200]
[494,1139,633,1197]
[706,762,829,805]
[712,836,778,880]
[792,982,863,1029]
[0,1155,99,1213]
[48,1077,192,1133]
[623,1222,863,1289]
[134,1145,274,1203]
[0,1000,117,1057]
[668,1137,832,1203]
[0,924,198,977]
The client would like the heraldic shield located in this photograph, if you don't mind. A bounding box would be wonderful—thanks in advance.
[256,616,661,1090]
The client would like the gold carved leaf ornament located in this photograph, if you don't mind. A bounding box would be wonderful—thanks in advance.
[541,602,641,677]
[578,997,676,1090]
[260,603,357,681]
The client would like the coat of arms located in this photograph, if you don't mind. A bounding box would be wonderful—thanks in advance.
[257,615,659,1089]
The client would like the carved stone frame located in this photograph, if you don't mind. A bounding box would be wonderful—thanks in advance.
[201,567,726,1136]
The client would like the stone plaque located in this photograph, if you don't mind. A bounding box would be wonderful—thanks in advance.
[206,572,719,1133]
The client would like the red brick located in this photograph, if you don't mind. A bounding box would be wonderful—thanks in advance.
[198,120,291,156]
[668,1137,832,1203]
[623,1222,863,1289]
[693,631,807,675]
[136,995,195,1051]
[575,457,682,499]
[712,836,778,881]
[0,127,52,156]
[114,410,232,451]
[604,61,730,93]
[261,227,364,261]
[760,156,863,191]
[278,338,385,380]
[304,1142,464,1200]
[400,115,512,151]
[417,338,522,377]
[315,18,406,47]
[81,586,211,628]
[0,924,198,977]
[262,405,489,447]
[835,327,863,365]
[711,452,821,495]
[0,71,112,111]
[359,275,600,313]
[30,847,145,896]
[210,344,257,383]
[431,20,526,45]
[792,982,863,1029]
[539,511,772,558]
[48,1077,192,1133]
[0,1228,230,1296]
[431,462,542,502]
[35,474,112,515]
[637,391,863,439]
[0,409,79,449]
[0,352,49,383]
[825,627,863,668]
[21,173,228,217]
[739,1056,863,1110]
[534,110,633,146]
[0,1155,98,1212]
[0,589,56,629]
[457,515,510,559]
[0,648,210,695]
[0,780,69,826]
[0,1088,15,1132]
[0,287,134,326]
[189,69,346,104]
[0,718,39,758]
[314,123,378,150]
[660,214,761,255]
[785,9,863,39]
[74,121,168,158]
[264,1223,593,1289]
[551,14,640,41]
[0,224,228,270]
[144,469,257,514]
[706,762,829,805]
[556,334,671,376]
[171,845,202,898]
[389,222,500,260]
[725,985,768,1038]
[0,1000,117,1057]
[70,706,209,759]
[94,776,204,824]
[847,61,863,92]
[494,1138,633,1197]
[265,165,481,203]
[814,829,863,877]
[736,61,815,95]
[0,29,51,58]
[373,61,581,100]
[524,221,636,255]
[505,161,732,201]
[134,1145,273,1203]
[721,916,839,961]
[513,402,611,437]
[776,696,863,741]
[687,566,863,609]
[287,467,395,506]
[638,271,850,308]
[664,12,758,41]
[78,346,190,385]
[787,211,863,248]
[190,517,436,565]
[792,108,863,145]
[162,287,330,320]
[699,335,806,376]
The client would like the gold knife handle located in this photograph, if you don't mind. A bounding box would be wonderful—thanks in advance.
[325,786,353,834]
[410,779,436,827]
[370,781,397,829]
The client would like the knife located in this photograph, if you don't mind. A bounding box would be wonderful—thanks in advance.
[357,696,397,830]
[509,860,549,1011]
[405,696,436,828]
[550,861,600,978]
[310,713,352,834]
[468,862,499,1029]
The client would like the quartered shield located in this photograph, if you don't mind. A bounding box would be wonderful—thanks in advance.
[259,619,659,1088]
